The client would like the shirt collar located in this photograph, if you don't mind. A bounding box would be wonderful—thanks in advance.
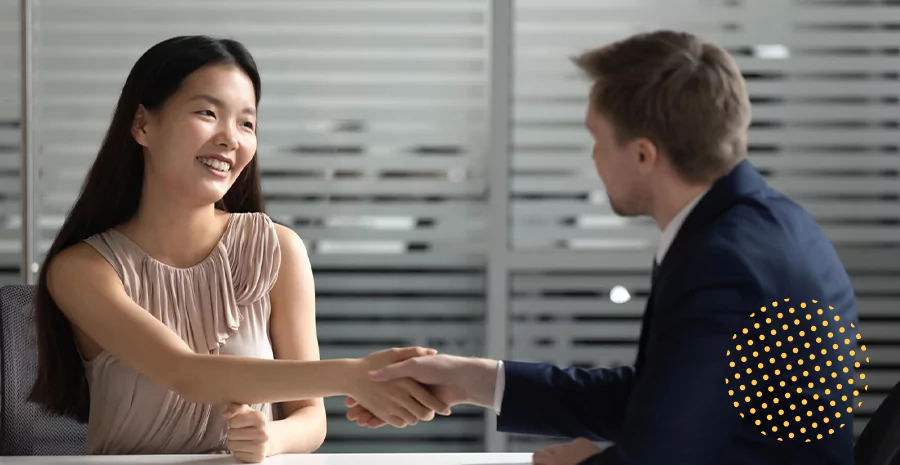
[655,189,709,264]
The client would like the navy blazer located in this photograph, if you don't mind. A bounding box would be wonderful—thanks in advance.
[497,160,859,465]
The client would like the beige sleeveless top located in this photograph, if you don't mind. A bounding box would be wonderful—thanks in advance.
[81,212,282,455]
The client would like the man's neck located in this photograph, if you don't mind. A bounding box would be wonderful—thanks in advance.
[651,181,711,232]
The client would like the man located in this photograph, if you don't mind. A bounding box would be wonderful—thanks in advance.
[348,30,859,465]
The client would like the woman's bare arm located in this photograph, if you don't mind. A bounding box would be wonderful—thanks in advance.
[48,242,446,424]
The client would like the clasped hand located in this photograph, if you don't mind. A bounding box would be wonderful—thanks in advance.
[345,353,476,428]
[344,347,452,428]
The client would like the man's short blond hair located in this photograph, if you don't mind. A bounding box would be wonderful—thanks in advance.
[573,30,752,183]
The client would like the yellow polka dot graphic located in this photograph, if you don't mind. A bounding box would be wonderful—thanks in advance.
[726,299,869,442]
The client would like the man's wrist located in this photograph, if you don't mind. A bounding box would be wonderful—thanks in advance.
[493,360,505,413]
[463,358,500,408]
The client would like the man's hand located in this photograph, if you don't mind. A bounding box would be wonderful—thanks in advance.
[362,347,438,372]
[224,404,271,463]
[532,438,601,465]
[345,354,498,427]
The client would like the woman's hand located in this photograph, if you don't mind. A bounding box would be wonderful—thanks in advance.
[344,347,451,428]
[224,404,271,463]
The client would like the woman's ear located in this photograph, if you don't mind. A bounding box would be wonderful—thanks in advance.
[131,105,150,147]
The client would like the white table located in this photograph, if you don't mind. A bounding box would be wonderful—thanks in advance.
[0,454,533,465]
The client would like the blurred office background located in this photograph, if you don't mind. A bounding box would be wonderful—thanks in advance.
[1,0,899,454]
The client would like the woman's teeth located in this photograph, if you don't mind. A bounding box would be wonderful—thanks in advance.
[197,157,231,172]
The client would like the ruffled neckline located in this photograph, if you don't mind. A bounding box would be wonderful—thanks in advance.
[82,212,281,355]
[107,213,236,272]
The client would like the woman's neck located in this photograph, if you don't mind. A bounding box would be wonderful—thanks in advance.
[118,189,230,269]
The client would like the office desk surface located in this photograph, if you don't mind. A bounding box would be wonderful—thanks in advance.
[0,453,533,465]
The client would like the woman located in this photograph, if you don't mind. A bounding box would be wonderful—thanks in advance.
[28,35,448,462]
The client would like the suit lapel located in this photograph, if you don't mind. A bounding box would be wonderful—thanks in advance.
[635,259,661,374]
[633,160,768,376]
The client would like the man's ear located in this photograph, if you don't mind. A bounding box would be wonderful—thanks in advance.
[634,138,660,175]
[131,105,151,147]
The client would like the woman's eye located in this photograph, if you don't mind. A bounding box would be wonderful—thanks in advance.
[242,122,255,130]
[197,110,215,117]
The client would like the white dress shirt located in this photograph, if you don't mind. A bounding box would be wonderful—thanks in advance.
[492,189,709,414]
[654,188,708,266]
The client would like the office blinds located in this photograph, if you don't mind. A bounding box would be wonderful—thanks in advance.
[0,1,20,287]
[29,0,491,453]
[509,0,900,452]
[5,0,900,454]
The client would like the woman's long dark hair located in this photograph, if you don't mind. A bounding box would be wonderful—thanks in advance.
[29,35,265,422]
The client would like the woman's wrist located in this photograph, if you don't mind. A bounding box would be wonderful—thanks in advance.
[329,358,364,397]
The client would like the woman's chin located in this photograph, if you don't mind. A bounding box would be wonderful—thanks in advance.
[196,180,235,202]
[187,188,231,207]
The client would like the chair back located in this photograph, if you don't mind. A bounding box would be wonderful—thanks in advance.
[0,284,87,455]
[854,374,900,465]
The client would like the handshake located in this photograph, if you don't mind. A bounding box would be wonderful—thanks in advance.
[226,347,601,464]
[226,346,603,464]
[341,347,498,428]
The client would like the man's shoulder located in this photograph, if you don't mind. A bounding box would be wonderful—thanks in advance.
[705,189,829,260]
[678,188,851,303]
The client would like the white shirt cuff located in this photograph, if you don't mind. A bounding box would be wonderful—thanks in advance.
[493,360,505,414]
